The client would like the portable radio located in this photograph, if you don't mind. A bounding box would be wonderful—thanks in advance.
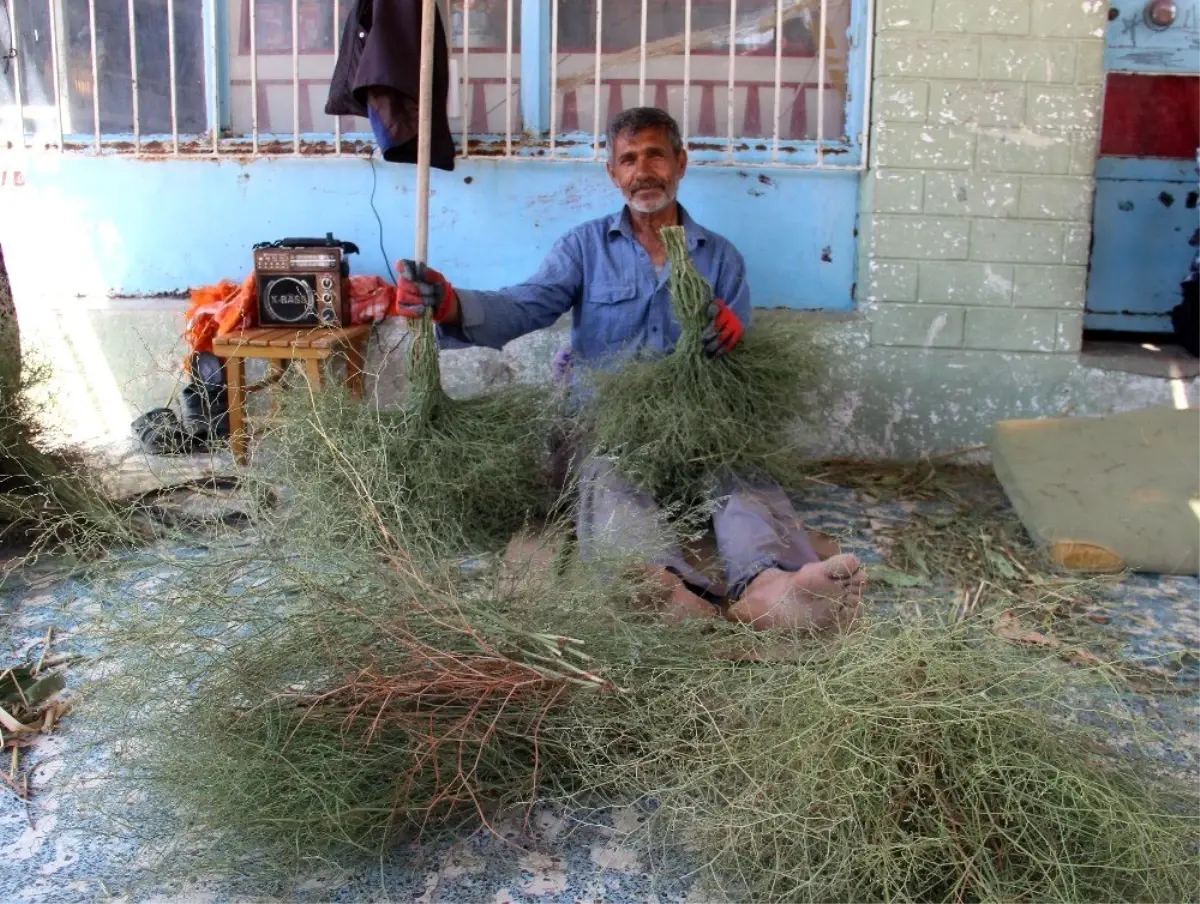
[252,233,360,327]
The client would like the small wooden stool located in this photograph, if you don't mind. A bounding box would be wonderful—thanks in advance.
[212,325,371,464]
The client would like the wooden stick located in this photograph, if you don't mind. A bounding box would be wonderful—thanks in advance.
[414,0,437,267]
[34,627,53,675]
[0,765,26,800]
[0,705,29,734]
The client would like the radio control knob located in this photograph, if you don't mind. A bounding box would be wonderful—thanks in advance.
[322,292,333,302]
[319,307,336,323]
[321,277,333,289]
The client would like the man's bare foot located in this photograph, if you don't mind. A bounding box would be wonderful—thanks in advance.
[636,565,722,625]
[726,554,866,633]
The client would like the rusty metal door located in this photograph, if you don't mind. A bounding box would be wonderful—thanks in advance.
[1085,0,1200,333]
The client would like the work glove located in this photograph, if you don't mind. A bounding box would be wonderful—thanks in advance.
[396,260,458,323]
[701,298,744,358]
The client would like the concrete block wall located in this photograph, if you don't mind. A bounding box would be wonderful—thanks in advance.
[861,0,1108,354]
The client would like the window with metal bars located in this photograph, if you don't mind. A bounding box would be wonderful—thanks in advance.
[1,0,871,168]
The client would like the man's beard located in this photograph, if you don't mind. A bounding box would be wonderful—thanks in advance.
[627,180,676,214]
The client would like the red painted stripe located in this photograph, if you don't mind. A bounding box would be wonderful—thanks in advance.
[789,85,807,140]
[1100,72,1200,159]
[299,82,314,133]
[470,81,489,135]
[654,80,669,112]
[560,89,579,132]
[257,84,272,131]
[742,84,761,137]
[607,82,624,129]
[698,84,716,136]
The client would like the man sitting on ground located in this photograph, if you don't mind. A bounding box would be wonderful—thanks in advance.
[393,106,866,631]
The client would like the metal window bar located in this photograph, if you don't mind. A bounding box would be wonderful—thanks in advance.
[726,0,736,159]
[816,0,827,165]
[682,0,691,147]
[592,0,602,159]
[88,0,99,150]
[47,0,63,148]
[505,0,513,155]
[549,0,559,156]
[460,0,469,158]
[638,0,647,106]
[128,0,139,150]
[167,0,178,153]
[209,0,219,153]
[771,0,782,161]
[292,0,300,153]
[27,0,871,169]
[250,0,258,154]
[7,0,23,148]
[333,0,341,154]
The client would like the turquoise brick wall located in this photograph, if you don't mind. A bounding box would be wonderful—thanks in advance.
[861,0,1107,354]
[814,0,1195,457]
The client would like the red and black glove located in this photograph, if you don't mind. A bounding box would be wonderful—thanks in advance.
[396,260,459,323]
[701,298,744,358]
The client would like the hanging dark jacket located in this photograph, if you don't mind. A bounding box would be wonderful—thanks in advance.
[326,0,456,171]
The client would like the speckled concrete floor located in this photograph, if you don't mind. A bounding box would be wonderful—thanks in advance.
[2,479,1197,903]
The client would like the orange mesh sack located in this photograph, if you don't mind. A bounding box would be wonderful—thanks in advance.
[184,273,257,359]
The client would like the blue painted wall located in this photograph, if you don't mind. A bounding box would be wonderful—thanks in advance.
[1085,0,1199,333]
[0,155,860,311]
[1105,0,1200,73]
[1086,158,1200,332]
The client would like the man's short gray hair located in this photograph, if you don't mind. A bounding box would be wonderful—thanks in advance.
[606,107,684,157]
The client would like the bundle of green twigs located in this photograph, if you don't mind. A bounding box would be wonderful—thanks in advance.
[82,408,1200,901]
[546,618,1200,903]
[88,543,1199,901]
[578,225,825,502]
[82,504,711,879]
[264,310,555,559]
[74,286,1198,900]
[0,357,131,557]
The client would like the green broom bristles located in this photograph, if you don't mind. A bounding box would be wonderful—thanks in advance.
[261,310,556,559]
[80,511,712,880]
[81,421,1200,901]
[0,355,133,557]
[546,619,1200,904]
[87,541,1200,901]
[578,225,826,503]
[73,292,1198,901]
